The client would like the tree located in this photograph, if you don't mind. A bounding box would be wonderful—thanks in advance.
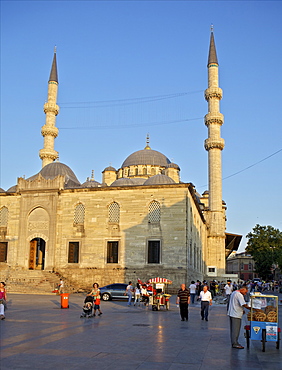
[246,224,282,280]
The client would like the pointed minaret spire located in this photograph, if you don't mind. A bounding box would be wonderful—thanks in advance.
[39,49,59,167]
[49,46,58,83]
[208,25,218,66]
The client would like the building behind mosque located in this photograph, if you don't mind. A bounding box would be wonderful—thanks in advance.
[0,31,240,290]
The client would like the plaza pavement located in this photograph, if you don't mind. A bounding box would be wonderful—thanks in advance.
[0,292,281,370]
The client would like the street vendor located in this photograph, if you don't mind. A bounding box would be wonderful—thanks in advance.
[176,283,190,321]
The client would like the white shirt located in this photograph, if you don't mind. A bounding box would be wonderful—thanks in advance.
[200,290,212,302]
[227,290,246,319]
[189,284,196,294]
[224,284,233,295]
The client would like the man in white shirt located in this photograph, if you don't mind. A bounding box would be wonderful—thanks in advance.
[227,286,250,349]
[224,280,233,311]
[199,285,212,321]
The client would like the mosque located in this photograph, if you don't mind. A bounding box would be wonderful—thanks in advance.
[0,31,241,290]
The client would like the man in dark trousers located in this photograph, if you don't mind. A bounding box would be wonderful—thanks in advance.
[176,284,190,321]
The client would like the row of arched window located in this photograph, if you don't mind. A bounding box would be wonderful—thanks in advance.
[73,200,161,225]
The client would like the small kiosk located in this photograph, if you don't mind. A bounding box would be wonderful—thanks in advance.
[147,277,172,311]
[245,293,280,351]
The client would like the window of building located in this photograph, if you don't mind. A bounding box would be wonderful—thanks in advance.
[148,240,160,264]
[68,242,79,263]
[108,202,120,223]
[143,167,146,175]
[74,203,85,225]
[0,207,8,227]
[148,201,161,223]
[107,241,119,263]
[0,242,8,262]
[151,168,156,175]
[249,262,252,270]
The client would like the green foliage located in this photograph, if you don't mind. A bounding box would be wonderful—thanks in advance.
[246,224,282,280]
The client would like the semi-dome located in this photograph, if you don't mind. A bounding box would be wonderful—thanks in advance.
[7,185,17,193]
[144,174,175,186]
[122,148,171,168]
[111,178,135,187]
[39,162,80,187]
[0,188,5,193]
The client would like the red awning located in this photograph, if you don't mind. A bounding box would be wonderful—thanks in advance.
[148,277,172,284]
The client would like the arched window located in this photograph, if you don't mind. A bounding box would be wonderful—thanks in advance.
[148,201,161,223]
[109,202,120,223]
[74,203,85,224]
[0,207,8,227]
[151,168,156,175]
[143,167,147,175]
[135,167,138,175]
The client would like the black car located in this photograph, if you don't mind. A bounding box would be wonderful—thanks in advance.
[100,283,132,301]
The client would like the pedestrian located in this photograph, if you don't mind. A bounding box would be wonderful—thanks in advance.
[189,281,197,304]
[0,282,7,320]
[134,283,141,306]
[224,280,233,311]
[227,285,250,349]
[125,281,133,306]
[199,285,212,321]
[176,284,190,321]
[141,284,149,306]
[58,278,64,294]
[88,283,102,316]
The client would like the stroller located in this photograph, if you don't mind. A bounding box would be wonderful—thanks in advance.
[80,296,94,318]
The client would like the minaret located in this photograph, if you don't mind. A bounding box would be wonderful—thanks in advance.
[204,27,226,276]
[39,48,59,167]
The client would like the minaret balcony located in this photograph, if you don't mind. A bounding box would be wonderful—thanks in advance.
[204,138,225,151]
[205,113,224,126]
[205,87,222,101]
[39,148,58,161]
[44,103,59,115]
[41,125,59,138]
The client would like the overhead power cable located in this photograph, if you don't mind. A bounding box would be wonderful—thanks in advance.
[198,148,282,188]
[58,90,203,108]
[58,117,203,130]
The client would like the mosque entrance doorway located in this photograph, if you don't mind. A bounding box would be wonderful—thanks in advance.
[29,238,46,270]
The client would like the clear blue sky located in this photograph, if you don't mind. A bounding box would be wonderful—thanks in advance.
[1,1,282,250]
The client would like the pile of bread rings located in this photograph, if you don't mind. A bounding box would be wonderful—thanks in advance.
[247,306,277,322]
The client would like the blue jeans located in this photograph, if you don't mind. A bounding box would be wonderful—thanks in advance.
[127,292,132,305]
[201,301,209,319]
[190,293,196,304]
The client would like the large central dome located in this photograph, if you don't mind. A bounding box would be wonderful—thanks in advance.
[121,147,171,168]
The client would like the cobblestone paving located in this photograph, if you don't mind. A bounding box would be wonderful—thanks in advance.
[0,293,281,369]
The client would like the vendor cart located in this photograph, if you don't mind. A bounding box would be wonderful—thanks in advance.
[147,277,172,311]
[244,293,280,352]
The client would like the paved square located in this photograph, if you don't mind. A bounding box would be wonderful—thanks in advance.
[1,293,281,369]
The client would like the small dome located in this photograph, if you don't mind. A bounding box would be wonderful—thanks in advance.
[81,179,101,188]
[0,188,5,193]
[111,178,135,187]
[103,166,116,172]
[167,162,180,170]
[39,162,80,187]
[7,185,17,192]
[122,148,171,168]
[144,174,175,185]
